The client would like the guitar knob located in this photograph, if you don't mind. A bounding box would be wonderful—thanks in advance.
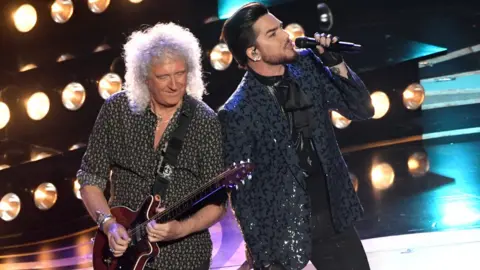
[247,173,252,180]
[241,179,245,185]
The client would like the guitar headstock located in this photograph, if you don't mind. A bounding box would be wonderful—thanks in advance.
[222,159,254,189]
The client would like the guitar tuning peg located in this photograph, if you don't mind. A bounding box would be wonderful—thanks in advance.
[232,162,237,166]
[235,185,239,190]
[240,160,245,164]
[247,158,251,163]
[241,179,245,185]
[247,173,252,180]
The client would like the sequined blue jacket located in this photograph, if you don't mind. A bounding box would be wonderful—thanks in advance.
[218,49,374,270]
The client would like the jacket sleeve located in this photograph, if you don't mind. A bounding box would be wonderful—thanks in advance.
[218,108,253,169]
[304,49,375,121]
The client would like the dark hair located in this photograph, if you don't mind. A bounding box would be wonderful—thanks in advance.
[220,2,269,68]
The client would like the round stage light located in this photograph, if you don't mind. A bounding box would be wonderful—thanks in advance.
[0,193,21,221]
[408,152,430,177]
[330,110,351,129]
[13,4,37,33]
[73,179,81,199]
[98,73,122,99]
[371,163,395,190]
[62,82,86,111]
[88,0,110,14]
[284,23,305,42]
[403,83,425,110]
[34,183,58,210]
[0,102,10,129]
[370,91,390,119]
[210,43,233,71]
[26,92,50,120]
[51,0,74,24]
[129,0,143,3]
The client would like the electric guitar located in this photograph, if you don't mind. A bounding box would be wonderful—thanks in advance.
[92,161,254,270]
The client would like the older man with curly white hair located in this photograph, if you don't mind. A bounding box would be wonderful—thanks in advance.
[77,22,227,270]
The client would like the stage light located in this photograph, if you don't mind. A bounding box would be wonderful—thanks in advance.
[330,110,351,129]
[57,54,75,62]
[93,44,111,53]
[12,4,37,33]
[408,152,430,177]
[0,102,10,129]
[370,91,390,119]
[317,3,333,31]
[129,0,143,3]
[371,162,395,190]
[0,165,10,170]
[403,83,425,110]
[31,152,52,162]
[19,63,37,72]
[73,179,81,199]
[88,0,111,14]
[69,143,86,151]
[62,82,86,111]
[0,193,21,222]
[284,23,305,43]
[34,183,58,210]
[98,73,122,99]
[26,92,50,121]
[210,43,233,71]
[51,0,74,24]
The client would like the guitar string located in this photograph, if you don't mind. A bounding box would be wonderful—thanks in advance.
[127,164,250,237]
[127,166,241,237]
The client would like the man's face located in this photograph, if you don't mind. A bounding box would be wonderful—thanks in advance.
[146,57,188,107]
[251,13,297,65]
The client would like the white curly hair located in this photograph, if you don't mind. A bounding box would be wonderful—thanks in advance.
[123,22,205,113]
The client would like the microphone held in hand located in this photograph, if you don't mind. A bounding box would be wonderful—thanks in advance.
[295,37,362,53]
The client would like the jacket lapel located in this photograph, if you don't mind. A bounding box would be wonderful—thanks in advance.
[242,71,290,140]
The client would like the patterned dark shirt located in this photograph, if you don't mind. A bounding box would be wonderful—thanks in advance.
[77,91,225,269]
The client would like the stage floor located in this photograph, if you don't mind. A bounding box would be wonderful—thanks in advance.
[1,133,480,269]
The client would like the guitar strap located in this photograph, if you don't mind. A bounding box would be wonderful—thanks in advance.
[152,97,200,199]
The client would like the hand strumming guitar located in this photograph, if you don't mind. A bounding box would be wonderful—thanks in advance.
[104,219,131,257]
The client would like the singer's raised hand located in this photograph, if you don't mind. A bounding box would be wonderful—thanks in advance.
[314,32,339,54]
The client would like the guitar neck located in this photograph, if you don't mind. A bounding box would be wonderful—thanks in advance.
[155,177,225,223]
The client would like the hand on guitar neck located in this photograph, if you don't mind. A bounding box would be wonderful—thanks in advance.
[146,196,188,242]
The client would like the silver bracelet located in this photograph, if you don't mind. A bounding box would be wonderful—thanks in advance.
[95,211,114,231]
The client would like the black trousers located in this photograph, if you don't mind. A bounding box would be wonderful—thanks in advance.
[252,225,369,270]
[252,169,370,270]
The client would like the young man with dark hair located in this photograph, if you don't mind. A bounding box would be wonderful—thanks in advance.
[218,2,374,270]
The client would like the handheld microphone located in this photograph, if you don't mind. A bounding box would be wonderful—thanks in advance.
[295,37,362,53]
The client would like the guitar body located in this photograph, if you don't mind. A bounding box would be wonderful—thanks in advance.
[93,195,160,270]
[91,162,254,270]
